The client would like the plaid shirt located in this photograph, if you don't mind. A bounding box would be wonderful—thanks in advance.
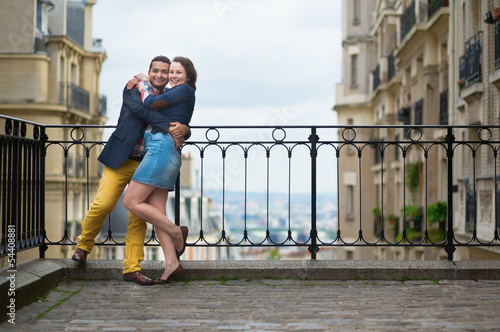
[129,82,162,158]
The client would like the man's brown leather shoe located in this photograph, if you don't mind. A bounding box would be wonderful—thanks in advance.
[71,248,88,263]
[123,271,154,286]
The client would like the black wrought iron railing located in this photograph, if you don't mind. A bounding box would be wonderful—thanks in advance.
[495,22,500,71]
[59,82,90,111]
[1,115,500,262]
[428,0,448,19]
[401,0,416,41]
[0,117,46,261]
[460,32,482,88]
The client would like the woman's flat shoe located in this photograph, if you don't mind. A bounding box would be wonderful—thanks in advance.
[169,264,184,281]
[154,264,184,285]
[176,226,189,258]
[153,278,170,285]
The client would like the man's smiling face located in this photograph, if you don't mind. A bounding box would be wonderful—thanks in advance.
[148,61,170,90]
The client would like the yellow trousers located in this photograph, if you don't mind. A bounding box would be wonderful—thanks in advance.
[77,158,147,274]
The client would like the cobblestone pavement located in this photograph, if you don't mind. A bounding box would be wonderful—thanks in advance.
[2,278,500,331]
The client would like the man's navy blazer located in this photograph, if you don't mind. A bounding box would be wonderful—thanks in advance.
[98,86,173,169]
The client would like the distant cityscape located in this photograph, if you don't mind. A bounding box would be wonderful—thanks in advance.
[205,190,338,247]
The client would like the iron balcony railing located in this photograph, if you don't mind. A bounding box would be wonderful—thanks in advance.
[460,32,482,88]
[428,0,448,19]
[1,115,500,262]
[59,82,90,111]
[401,0,416,41]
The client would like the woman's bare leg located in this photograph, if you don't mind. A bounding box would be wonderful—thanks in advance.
[146,187,180,280]
[123,180,184,252]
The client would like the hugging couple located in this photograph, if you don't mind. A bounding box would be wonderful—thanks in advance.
[72,55,197,286]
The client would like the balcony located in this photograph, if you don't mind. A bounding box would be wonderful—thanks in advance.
[428,0,448,19]
[59,82,90,112]
[459,32,482,89]
[400,0,416,41]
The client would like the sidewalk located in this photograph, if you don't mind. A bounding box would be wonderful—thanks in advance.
[1,259,500,331]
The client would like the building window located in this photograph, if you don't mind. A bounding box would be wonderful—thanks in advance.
[353,0,361,24]
[439,89,448,125]
[146,247,158,260]
[394,134,400,161]
[346,185,354,218]
[462,2,466,41]
[414,99,423,125]
[104,248,116,260]
[351,54,358,88]
[71,64,78,85]
[67,0,85,47]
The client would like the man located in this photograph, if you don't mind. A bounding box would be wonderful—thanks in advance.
[72,55,189,286]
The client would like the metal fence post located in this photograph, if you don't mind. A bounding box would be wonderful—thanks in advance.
[39,126,48,258]
[308,127,319,259]
[445,127,455,261]
[175,174,180,226]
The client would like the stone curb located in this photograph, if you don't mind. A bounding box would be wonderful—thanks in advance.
[0,259,66,320]
[61,258,500,281]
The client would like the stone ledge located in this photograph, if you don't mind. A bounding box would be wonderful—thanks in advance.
[58,258,500,281]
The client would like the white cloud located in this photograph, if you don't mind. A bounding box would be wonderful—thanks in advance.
[92,0,342,125]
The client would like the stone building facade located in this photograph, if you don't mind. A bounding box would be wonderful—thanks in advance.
[0,0,107,262]
[335,0,500,260]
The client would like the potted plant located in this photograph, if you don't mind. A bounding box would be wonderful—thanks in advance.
[427,201,447,242]
[387,214,399,239]
[405,162,420,191]
[401,205,423,231]
[427,201,447,227]
[401,205,422,221]
[387,214,398,224]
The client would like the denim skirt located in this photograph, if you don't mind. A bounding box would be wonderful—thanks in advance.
[131,131,181,191]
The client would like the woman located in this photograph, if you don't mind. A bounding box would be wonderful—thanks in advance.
[123,56,197,284]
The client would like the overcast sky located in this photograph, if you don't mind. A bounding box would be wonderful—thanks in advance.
[92,0,342,194]
[92,0,341,128]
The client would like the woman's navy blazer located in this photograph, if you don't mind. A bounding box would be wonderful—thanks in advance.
[98,86,172,169]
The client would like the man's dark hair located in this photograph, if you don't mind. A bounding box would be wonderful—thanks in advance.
[172,56,197,88]
[149,55,171,70]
